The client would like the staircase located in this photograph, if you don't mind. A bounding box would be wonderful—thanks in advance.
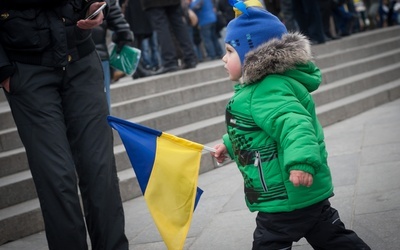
[1,26,400,245]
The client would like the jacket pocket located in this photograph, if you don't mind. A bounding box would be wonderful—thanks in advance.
[0,9,51,52]
[254,151,269,192]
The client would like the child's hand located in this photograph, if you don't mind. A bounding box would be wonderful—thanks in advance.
[289,170,313,187]
[211,143,228,163]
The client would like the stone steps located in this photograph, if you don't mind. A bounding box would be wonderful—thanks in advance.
[1,26,400,245]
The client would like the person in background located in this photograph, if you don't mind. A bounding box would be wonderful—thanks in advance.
[332,0,359,36]
[319,0,341,40]
[190,0,224,60]
[383,0,400,26]
[140,0,198,73]
[182,0,204,62]
[121,0,162,79]
[211,1,371,249]
[217,0,235,24]
[292,0,326,44]
[353,0,370,31]
[262,0,281,16]
[280,0,299,32]
[0,1,129,249]
[92,0,134,112]
[216,0,235,49]
[141,31,162,72]
[192,25,207,62]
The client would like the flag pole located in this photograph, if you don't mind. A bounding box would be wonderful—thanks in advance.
[203,145,216,153]
[203,145,226,167]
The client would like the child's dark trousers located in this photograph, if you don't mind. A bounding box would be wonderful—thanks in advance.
[252,199,371,250]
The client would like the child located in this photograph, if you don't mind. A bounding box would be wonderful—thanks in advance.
[211,0,371,249]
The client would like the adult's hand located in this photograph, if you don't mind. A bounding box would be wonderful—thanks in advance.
[76,2,106,29]
[1,77,10,92]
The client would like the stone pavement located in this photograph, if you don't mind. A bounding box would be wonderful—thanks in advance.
[1,99,399,250]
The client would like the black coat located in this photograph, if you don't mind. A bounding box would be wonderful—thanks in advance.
[0,0,105,82]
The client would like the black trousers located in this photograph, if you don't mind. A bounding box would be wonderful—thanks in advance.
[252,199,371,250]
[292,0,326,43]
[146,4,197,67]
[5,51,128,250]
[318,0,335,37]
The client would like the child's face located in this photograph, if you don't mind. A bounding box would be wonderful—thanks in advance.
[222,44,242,82]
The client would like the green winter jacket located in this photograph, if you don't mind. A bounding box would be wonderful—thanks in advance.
[222,33,333,213]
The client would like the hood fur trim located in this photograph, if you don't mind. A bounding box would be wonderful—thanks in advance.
[242,32,313,84]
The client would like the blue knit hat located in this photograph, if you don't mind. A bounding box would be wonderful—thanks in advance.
[225,0,288,64]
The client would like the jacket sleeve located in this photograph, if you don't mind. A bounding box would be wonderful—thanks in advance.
[107,0,133,45]
[251,77,322,175]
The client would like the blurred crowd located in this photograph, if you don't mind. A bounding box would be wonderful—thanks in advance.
[265,0,400,44]
[97,0,400,83]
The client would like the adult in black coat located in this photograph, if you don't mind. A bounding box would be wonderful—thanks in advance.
[0,1,129,249]
[121,0,162,78]
[292,0,326,44]
[122,0,153,41]
[140,0,198,72]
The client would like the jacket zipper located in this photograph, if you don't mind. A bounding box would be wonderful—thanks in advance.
[254,151,268,192]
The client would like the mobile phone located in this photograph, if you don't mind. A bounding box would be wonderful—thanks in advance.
[85,2,107,20]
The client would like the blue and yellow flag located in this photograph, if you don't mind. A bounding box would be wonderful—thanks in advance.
[107,116,204,250]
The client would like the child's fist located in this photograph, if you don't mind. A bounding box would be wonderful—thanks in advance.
[289,170,313,187]
[211,143,228,163]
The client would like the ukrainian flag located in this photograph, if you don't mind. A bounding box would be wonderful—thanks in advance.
[107,116,204,250]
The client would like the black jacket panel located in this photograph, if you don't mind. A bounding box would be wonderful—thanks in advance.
[0,0,108,79]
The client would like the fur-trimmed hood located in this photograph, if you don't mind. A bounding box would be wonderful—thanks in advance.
[242,32,313,84]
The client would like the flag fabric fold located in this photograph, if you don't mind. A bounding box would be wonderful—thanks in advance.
[107,116,204,250]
